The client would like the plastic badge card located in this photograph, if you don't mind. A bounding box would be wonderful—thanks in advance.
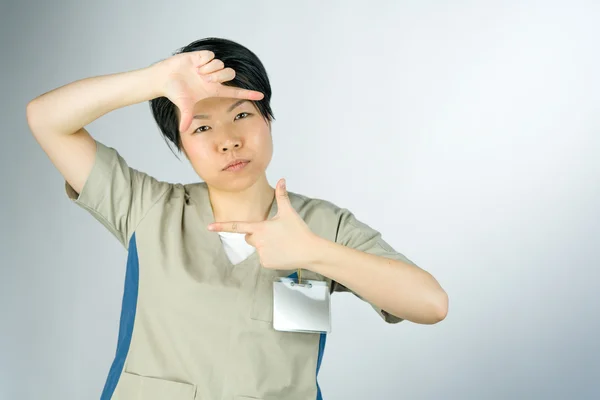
[273,277,331,333]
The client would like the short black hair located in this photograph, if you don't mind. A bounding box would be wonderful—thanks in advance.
[149,37,274,154]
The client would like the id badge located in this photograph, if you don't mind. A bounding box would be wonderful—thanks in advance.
[273,277,332,333]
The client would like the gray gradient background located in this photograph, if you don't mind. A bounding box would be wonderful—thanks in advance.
[2,1,600,399]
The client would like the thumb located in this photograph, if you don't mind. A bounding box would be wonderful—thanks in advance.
[275,178,292,213]
[178,104,194,133]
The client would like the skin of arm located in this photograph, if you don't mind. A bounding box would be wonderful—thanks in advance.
[26,65,166,193]
[305,236,448,325]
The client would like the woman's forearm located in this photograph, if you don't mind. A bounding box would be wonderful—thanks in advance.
[26,65,165,137]
[306,236,449,324]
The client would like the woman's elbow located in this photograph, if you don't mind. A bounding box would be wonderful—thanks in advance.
[430,289,449,324]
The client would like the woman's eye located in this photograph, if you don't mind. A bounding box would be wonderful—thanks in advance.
[194,126,211,134]
[235,112,250,121]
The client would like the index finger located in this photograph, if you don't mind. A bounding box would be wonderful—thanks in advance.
[207,221,256,234]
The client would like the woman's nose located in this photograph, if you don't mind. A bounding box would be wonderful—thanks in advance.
[219,138,242,153]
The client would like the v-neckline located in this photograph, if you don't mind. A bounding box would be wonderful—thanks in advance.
[187,182,279,270]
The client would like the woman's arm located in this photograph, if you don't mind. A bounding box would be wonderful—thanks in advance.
[26,66,165,194]
[26,48,266,196]
[306,237,448,325]
[208,180,449,325]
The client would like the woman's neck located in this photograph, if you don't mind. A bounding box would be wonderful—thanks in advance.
[208,175,275,223]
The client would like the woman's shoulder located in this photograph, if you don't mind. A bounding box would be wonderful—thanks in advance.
[288,190,352,221]
[162,180,209,204]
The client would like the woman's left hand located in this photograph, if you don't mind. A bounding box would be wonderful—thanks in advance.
[207,179,320,270]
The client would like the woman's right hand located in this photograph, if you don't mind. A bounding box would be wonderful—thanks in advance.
[153,51,265,133]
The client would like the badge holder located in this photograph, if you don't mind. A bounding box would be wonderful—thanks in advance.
[272,268,332,333]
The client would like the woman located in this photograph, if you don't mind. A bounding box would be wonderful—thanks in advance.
[26,37,448,400]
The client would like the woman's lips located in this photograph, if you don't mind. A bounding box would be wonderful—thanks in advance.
[223,160,250,171]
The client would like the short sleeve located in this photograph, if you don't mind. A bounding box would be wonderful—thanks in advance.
[65,140,172,250]
[333,208,419,324]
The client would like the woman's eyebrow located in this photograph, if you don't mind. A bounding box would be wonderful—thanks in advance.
[193,100,249,120]
[228,99,248,112]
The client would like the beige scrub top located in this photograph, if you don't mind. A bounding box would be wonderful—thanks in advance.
[65,140,418,400]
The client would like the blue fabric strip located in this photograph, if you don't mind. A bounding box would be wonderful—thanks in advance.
[100,234,139,399]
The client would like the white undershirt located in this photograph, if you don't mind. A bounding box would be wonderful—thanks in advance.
[217,232,256,265]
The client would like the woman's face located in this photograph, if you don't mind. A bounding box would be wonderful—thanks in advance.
[179,97,273,192]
